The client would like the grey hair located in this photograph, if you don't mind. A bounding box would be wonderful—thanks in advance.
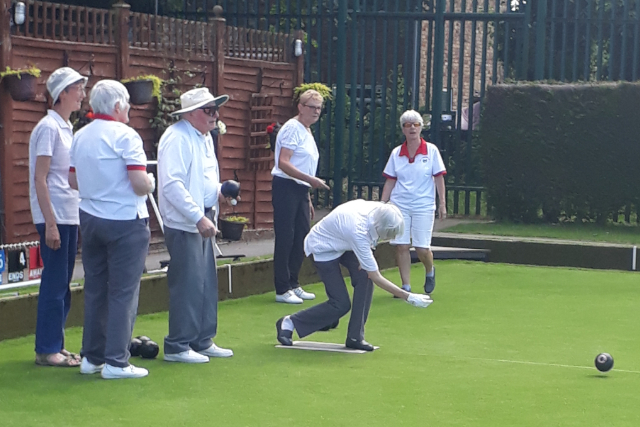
[89,80,130,115]
[399,109,423,126]
[372,203,405,241]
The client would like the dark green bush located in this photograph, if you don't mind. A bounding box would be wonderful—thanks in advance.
[480,82,640,223]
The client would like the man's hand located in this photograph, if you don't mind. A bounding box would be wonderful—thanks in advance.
[196,215,217,238]
[309,177,330,190]
[406,293,433,308]
[45,222,61,250]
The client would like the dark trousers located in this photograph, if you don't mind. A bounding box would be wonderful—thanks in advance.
[163,224,219,355]
[272,176,311,295]
[79,211,150,368]
[291,251,374,341]
[34,224,78,354]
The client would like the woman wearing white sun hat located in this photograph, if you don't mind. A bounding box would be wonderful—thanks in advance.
[29,67,87,368]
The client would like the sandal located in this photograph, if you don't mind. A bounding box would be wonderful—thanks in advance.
[35,352,81,367]
[61,349,81,362]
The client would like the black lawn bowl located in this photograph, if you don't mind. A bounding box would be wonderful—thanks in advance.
[595,353,614,372]
[136,335,151,343]
[139,340,160,359]
[221,180,241,199]
[129,338,143,357]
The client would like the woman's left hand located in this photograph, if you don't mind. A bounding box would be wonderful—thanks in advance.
[437,203,447,220]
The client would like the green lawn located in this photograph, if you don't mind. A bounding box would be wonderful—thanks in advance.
[0,261,638,426]
[440,221,640,245]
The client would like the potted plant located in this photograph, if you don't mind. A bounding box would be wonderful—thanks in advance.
[293,82,333,105]
[218,215,249,241]
[0,66,41,102]
[121,74,163,105]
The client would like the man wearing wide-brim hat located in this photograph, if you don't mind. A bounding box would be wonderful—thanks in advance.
[157,87,233,364]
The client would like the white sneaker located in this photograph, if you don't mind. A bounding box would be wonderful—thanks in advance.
[198,343,233,358]
[101,364,148,379]
[80,357,104,375]
[293,287,316,300]
[164,349,210,364]
[275,290,303,304]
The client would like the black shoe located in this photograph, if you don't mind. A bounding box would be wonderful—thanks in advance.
[276,317,293,346]
[319,319,339,332]
[345,338,375,351]
[424,267,436,294]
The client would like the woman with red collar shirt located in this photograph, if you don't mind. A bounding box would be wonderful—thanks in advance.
[380,110,447,296]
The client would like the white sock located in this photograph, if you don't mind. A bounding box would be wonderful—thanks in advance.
[426,267,435,278]
[282,316,294,331]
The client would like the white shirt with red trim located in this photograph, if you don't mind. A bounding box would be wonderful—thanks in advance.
[29,110,79,225]
[70,118,149,220]
[382,139,446,210]
[271,118,319,187]
[304,199,380,272]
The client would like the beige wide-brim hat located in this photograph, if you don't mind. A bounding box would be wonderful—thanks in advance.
[170,87,229,116]
[46,67,88,105]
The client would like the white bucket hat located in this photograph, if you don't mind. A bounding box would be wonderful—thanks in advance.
[46,67,88,105]
[171,87,229,116]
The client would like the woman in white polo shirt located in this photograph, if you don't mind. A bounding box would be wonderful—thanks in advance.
[271,89,330,304]
[380,110,447,295]
[29,67,87,368]
[69,80,154,379]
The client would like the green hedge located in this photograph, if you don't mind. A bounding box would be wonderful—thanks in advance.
[479,82,640,223]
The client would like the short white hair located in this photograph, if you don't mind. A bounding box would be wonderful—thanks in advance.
[399,109,423,126]
[372,203,405,241]
[89,80,129,115]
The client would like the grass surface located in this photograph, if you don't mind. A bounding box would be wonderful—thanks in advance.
[440,221,640,245]
[1,261,639,426]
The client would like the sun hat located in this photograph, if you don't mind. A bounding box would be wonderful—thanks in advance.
[46,67,88,105]
[170,87,229,116]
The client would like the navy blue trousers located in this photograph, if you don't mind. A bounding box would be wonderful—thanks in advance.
[34,223,78,354]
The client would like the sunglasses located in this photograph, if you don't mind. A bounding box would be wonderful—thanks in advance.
[199,106,219,116]
[402,122,422,128]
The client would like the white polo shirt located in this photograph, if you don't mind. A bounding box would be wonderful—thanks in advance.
[158,119,215,233]
[271,118,319,187]
[304,199,381,272]
[70,118,149,220]
[29,110,79,225]
[382,139,446,210]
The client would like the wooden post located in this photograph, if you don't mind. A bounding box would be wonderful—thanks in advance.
[113,1,130,80]
[0,0,14,242]
[213,16,226,98]
[294,30,305,91]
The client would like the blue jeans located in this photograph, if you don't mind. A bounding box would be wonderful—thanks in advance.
[34,223,78,354]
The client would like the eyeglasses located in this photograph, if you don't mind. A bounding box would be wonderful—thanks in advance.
[303,104,323,112]
[402,122,422,128]
[199,106,219,116]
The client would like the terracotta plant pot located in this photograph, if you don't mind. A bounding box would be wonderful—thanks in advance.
[218,218,246,241]
[123,80,154,105]
[3,73,37,102]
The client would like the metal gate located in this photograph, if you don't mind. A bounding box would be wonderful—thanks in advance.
[165,0,640,214]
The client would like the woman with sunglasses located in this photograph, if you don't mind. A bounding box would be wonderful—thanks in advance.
[380,110,447,296]
[271,89,330,304]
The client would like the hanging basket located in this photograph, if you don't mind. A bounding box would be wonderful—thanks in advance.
[218,218,246,241]
[123,80,154,105]
[3,73,37,102]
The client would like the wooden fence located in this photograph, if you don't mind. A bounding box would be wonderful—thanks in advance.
[0,0,303,244]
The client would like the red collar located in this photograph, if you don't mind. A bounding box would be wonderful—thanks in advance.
[399,139,428,163]
[86,112,116,121]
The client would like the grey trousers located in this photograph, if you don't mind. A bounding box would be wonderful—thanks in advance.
[291,251,374,341]
[79,211,150,368]
[163,225,218,354]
